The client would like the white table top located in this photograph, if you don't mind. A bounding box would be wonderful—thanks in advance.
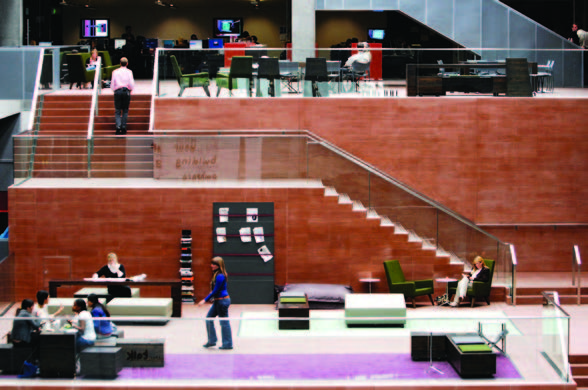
[435,277,458,283]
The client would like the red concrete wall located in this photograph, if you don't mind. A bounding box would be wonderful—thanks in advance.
[155,97,588,272]
[9,186,467,302]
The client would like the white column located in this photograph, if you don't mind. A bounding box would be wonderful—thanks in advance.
[291,0,316,63]
[0,0,23,46]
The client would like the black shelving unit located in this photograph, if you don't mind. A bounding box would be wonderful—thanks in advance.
[180,229,194,303]
[212,202,275,304]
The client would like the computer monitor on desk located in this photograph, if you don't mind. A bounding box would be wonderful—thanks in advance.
[190,40,203,49]
[114,39,126,50]
[208,38,224,49]
[163,39,175,49]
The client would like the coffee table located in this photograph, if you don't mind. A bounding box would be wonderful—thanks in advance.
[435,277,458,306]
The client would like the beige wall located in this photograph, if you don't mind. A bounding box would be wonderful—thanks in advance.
[63,5,388,50]
[62,1,289,48]
[316,11,387,48]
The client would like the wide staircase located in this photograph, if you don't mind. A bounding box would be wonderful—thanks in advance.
[27,93,153,178]
[571,354,588,389]
[322,185,465,294]
[514,287,588,305]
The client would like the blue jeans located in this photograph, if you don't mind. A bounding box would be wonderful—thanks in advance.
[76,336,95,353]
[206,298,232,348]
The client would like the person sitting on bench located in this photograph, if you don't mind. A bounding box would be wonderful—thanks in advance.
[11,299,42,361]
[87,293,117,339]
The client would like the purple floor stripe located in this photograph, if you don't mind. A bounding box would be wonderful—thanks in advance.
[115,353,521,380]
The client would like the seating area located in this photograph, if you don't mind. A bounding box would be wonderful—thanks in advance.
[447,259,496,307]
[383,260,435,308]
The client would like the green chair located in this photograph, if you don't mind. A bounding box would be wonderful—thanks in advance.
[98,51,120,80]
[170,55,210,97]
[448,259,495,307]
[383,260,434,308]
[215,56,253,97]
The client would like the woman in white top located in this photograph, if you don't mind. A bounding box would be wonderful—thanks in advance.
[449,256,490,306]
[69,298,96,352]
[33,290,64,330]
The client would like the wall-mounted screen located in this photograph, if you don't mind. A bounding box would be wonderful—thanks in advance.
[114,39,126,50]
[81,19,110,39]
[368,28,385,40]
[213,18,243,38]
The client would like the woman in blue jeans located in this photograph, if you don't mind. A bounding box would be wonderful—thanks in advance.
[198,256,233,350]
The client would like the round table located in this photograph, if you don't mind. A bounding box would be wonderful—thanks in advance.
[435,277,458,306]
[359,278,380,294]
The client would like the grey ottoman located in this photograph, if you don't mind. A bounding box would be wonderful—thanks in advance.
[345,293,406,327]
[80,347,124,378]
[116,338,165,367]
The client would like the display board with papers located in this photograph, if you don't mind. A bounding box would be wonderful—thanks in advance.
[212,202,274,304]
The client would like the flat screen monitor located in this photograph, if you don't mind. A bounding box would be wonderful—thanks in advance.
[114,39,126,50]
[368,28,385,40]
[213,18,242,38]
[80,18,110,39]
[163,39,175,49]
[189,40,203,49]
[144,38,158,49]
[208,38,224,49]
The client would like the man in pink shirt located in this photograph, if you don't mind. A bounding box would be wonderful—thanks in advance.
[111,57,135,135]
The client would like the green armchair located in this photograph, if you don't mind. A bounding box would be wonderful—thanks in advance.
[383,260,434,308]
[170,55,210,97]
[215,56,253,97]
[98,51,120,80]
[448,259,495,307]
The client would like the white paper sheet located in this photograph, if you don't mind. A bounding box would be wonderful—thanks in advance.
[219,207,229,223]
[216,227,227,243]
[246,208,259,223]
[239,227,252,242]
[258,245,273,262]
[253,226,265,243]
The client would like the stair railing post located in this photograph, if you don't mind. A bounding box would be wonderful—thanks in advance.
[573,245,582,305]
[510,244,517,306]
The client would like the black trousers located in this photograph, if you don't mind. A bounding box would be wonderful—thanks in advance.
[114,88,131,130]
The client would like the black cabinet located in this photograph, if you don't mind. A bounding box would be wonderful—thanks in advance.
[39,332,76,378]
[278,301,310,330]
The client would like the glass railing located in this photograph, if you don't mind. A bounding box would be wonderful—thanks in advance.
[0,308,572,384]
[13,135,90,183]
[11,131,511,293]
[541,291,571,381]
[152,47,584,98]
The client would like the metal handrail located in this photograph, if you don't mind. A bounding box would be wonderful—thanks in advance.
[510,244,518,305]
[542,291,571,382]
[305,131,503,242]
[146,129,504,243]
[87,56,102,178]
[27,48,45,132]
[149,48,161,132]
[87,56,102,140]
[572,245,582,305]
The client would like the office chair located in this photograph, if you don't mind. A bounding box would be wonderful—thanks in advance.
[256,57,281,97]
[304,57,328,97]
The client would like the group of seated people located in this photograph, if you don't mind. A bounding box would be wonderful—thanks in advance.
[9,254,129,368]
[10,291,118,361]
